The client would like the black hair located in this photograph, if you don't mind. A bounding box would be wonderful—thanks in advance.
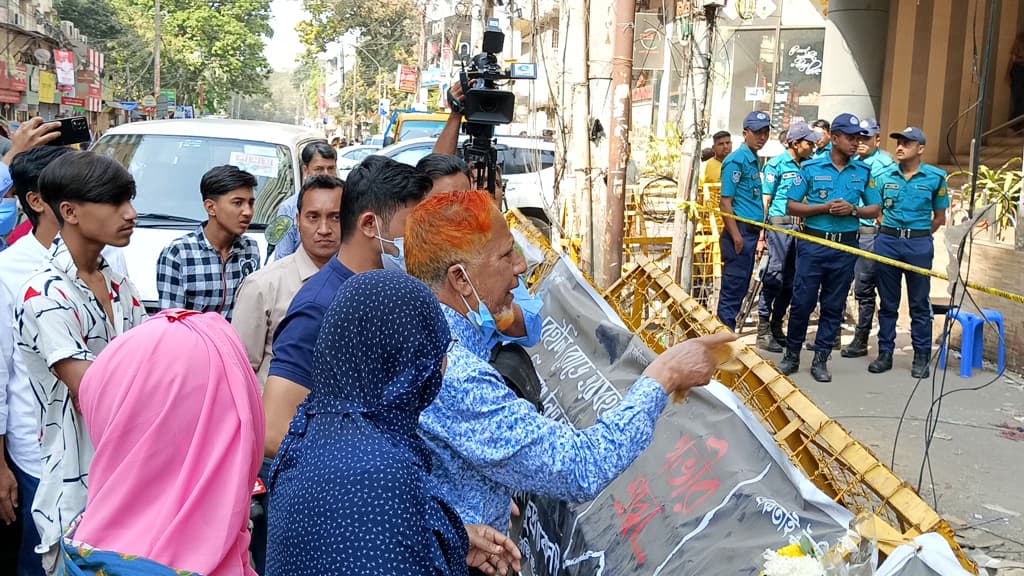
[341,155,432,241]
[37,151,136,227]
[415,153,471,181]
[10,146,75,230]
[812,119,831,131]
[200,165,258,202]
[712,130,731,141]
[301,141,337,165]
[297,174,345,213]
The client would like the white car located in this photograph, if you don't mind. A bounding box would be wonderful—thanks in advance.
[336,144,381,169]
[90,119,326,310]
[341,136,556,233]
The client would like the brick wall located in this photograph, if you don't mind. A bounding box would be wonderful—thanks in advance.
[952,240,1024,372]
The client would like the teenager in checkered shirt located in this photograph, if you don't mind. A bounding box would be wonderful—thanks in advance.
[156,165,261,320]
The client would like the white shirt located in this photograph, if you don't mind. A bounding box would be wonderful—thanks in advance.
[0,233,128,477]
[14,236,147,551]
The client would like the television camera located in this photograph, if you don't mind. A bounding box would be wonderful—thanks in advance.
[451,19,537,197]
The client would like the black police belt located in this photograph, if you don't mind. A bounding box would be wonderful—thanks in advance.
[879,226,931,239]
[769,216,798,225]
[801,226,858,243]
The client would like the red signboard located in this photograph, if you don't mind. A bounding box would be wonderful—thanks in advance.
[88,84,102,99]
[61,96,86,107]
[0,89,22,104]
[397,65,418,94]
[11,65,27,92]
[631,84,655,102]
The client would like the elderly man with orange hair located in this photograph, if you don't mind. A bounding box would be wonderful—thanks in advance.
[405,190,735,535]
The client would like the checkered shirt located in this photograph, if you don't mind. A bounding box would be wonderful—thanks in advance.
[156,224,261,320]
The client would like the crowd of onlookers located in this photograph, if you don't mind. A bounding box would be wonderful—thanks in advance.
[0,108,733,576]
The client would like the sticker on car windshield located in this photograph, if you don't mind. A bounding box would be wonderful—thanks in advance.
[244,144,278,157]
[229,151,279,178]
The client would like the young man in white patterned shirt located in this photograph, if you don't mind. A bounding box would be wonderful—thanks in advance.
[14,152,147,575]
[156,165,261,320]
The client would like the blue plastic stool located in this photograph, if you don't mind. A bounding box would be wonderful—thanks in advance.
[939,307,1005,377]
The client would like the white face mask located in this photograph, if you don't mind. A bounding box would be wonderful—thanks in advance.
[374,219,406,273]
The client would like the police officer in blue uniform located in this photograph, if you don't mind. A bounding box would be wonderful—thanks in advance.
[841,118,897,359]
[716,110,771,330]
[756,122,822,353]
[778,113,882,382]
[811,119,832,160]
[868,127,948,378]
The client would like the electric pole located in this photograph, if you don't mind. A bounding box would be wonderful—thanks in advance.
[671,4,720,290]
[569,0,595,277]
[154,0,161,96]
[602,0,637,288]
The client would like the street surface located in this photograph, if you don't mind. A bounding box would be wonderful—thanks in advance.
[736,323,1024,571]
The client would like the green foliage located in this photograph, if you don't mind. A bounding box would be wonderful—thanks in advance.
[641,124,683,178]
[297,0,420,121]
[56,0,272,111]
[952,157,1023,239]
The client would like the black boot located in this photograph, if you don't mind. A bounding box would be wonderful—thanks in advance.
[911,350,931,379]
[778,349,800,375]
[757,317,783,353]
[868,351,893,373]
[841,329,869,358]
[770,320,786,349]
[810,351,832,382]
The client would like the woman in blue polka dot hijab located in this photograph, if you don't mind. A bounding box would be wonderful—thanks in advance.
[265,269,469,575]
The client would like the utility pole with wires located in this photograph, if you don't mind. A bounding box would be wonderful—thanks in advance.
[153,0,161,97]
[670,2,720,290]
[602,0,637,288]
[568,0,595,276]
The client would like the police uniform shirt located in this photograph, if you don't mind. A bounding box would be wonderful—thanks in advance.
[787,156,880,233]
[870,163,949,230]
[762,151,803,218]
[856,149,896,226]
[812,141,832,160]
[720,144,764,221]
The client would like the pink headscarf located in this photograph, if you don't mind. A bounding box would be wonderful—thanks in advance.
[76,310,264,576]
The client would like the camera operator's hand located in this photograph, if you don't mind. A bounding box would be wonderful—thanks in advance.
[436,79,467,155]
[448,80,465,110]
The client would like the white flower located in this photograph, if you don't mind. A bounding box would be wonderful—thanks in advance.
[762,549,825,576]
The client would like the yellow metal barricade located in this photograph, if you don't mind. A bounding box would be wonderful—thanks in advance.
[507,209,975,573]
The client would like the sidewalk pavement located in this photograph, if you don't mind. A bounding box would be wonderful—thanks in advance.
[737,323,1024,567]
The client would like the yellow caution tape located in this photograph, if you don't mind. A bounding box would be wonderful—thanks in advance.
[678,201,1024,306]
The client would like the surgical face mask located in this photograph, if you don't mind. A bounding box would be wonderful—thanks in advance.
[375,220,406,273]
[457,264,504,347]
[498,277,544,347]
[0,198,18,236]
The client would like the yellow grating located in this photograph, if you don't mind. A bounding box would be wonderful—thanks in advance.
[507,210,976,573]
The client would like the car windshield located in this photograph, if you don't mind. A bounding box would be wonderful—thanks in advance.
[90,133,295,226]
[399,120,446,140]
[499,146,555,175]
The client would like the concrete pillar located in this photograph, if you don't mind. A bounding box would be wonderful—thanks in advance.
[817,0,891,121]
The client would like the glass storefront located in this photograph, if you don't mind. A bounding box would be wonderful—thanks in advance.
[708,0,828,136]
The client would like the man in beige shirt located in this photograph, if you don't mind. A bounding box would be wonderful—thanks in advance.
[232,175,343,386]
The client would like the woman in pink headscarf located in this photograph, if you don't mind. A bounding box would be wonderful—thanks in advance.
[60,309,264,576]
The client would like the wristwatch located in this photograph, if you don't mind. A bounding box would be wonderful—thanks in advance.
[851,205,859,218]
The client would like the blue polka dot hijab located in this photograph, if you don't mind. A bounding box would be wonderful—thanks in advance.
[310,269,449,447]
[267,270,468,575]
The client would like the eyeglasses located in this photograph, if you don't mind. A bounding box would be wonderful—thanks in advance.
[447,338,459,354]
